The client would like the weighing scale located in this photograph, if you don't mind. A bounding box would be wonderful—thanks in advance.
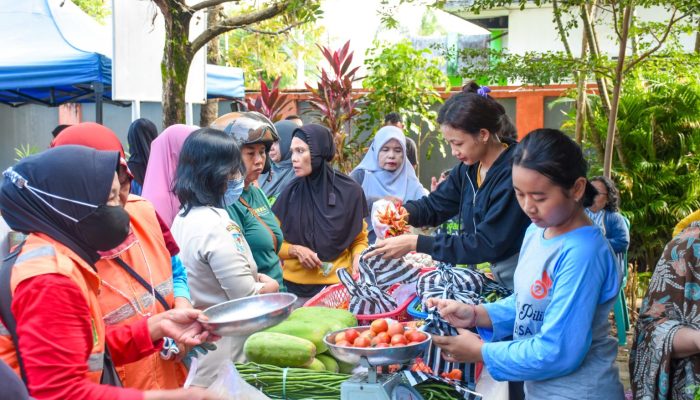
[324,327,431,400]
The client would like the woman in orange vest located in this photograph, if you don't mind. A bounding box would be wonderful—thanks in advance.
[51,123,192,390]
[0,146,218,400]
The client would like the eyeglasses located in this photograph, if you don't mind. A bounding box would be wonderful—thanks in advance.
[596,192,608,197]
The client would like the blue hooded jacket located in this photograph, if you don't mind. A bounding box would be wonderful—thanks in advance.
[404,142,530,265]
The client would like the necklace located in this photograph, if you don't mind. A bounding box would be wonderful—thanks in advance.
[101,241,157,318]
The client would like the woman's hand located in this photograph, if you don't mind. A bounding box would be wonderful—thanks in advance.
[425,298,477,329]
[144,388,222,400]
[364,235,418,260]
[352,254,361,275]
[148,309,219,346]
[291,244,322,269]
[257,273,280,294]
[431,328,484,363]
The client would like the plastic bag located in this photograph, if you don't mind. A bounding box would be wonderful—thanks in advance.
[371,199,394,239]
[208,361,270,400]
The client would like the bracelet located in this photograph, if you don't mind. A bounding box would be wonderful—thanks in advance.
[467,304,478,327]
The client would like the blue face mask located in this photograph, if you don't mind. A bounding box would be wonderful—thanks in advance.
[223,177,244,207]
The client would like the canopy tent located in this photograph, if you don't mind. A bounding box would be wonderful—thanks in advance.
[0,0,114,112]
[0,0,245,121]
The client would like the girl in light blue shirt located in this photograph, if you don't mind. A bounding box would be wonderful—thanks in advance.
[430,129,624,399]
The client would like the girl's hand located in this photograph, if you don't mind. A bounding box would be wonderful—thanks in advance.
[364,235,418,260]
[257,273,280,294]
[425,298,477,328]
[291,245,322,269]
[431,328,484,363]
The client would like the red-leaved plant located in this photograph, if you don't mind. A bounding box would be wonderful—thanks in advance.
[305,40,362,171]
[245,77,292,122]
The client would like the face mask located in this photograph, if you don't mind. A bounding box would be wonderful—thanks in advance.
[223,177,244,207]
[76,205,131,251]
[3,167,131,252]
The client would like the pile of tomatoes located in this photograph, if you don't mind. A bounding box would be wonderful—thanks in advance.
[331,318,428,348]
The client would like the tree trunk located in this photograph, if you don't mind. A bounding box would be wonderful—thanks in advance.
[574,13,590,144]
[200,5,223,127]
[603,4,633,178]
[581,1,612,118]
[695,20,700,53]
[161,6,194,127]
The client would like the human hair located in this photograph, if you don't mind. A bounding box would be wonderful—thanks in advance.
[384,112,403,126]
[512,128,597,208]
[590,176,621,212]
[405,137,418,167]
[51,124,71,138]
[174,128,244,215]
[437,80,516,140]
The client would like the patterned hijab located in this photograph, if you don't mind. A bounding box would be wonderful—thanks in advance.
[631,222,700,399]
[141,124,198,227]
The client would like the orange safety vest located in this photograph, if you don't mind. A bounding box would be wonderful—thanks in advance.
[95,195,186,390]
[0,232,106,383]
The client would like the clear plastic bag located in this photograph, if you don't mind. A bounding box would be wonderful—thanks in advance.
[371,199,395,239]
[207,361,270,400]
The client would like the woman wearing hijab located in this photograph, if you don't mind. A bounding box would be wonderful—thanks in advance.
[127,118,159,196]
[272,124,369,302]
[350,126,427,243]
[51,123,192,390]
[141,124,199,227]
[171,128,279,387]
[0,146,217,400]
[258,120,297,205]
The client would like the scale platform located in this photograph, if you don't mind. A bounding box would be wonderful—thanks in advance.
[324,326,431,400]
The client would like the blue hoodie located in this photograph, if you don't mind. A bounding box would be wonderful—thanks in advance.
[404,142,530,266]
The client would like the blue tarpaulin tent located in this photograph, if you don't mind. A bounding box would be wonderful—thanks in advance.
[0,0,244,121]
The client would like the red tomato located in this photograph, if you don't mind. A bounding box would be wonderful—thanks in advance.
[405,330,427,343]
[390,334,408,346]
[335,340,352,347]
[354,336,371,348]
[344,329,359,343]
[374,342,390,348]
[360,329,376,339]
[371,332,390,346]
[370,319,389,334]
[335,332,346,343]
[387,323,405,337]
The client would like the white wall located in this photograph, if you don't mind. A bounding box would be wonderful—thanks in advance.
[506,5,695,57]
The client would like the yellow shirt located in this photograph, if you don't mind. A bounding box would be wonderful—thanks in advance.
[279,221,369,285]
[673,209,700,237]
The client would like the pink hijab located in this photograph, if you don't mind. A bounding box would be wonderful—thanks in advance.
[141,124,198,227]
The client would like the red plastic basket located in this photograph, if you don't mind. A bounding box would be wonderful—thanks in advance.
[304,283,416,325]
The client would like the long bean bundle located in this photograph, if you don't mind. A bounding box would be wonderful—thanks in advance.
[236,362,466,400]
[235,363,349,400]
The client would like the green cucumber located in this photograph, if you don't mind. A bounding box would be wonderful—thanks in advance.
[264,320,331,353]
[316,354,339,373]
[306,358,326,371]
[244,332,316,368]
[289,307,357,328]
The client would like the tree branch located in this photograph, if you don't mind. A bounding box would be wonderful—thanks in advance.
[190,0,292,54]
[242,20,304,35]
[610,1,622,41]
[552,0,573,58]
[624,10,687,73]
[190,0,241,13]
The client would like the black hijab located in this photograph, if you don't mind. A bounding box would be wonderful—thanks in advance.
[0,145,119,265]
[127,118,158,185]
[272,124,368,261]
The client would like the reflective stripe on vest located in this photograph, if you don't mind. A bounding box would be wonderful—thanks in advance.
[15,246,55,264]
[102,278,173,326]
[87,352,104,372]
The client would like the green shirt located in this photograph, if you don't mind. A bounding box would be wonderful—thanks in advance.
[226,186,285,291]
